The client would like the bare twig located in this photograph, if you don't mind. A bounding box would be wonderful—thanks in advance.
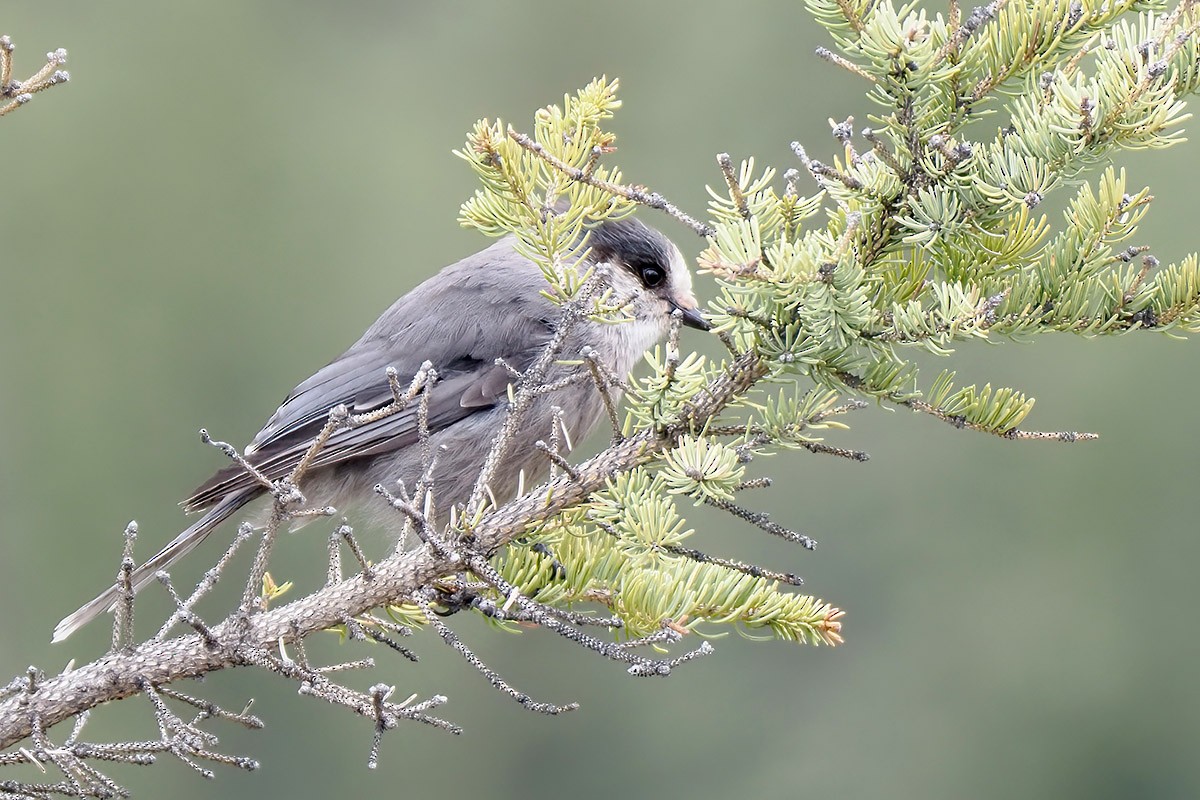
[509,128,715,237]
[416,594,578,715]
[581,345,627,442]
[717,153,752,220]
[0,37,70,119]
[111,522,138,652]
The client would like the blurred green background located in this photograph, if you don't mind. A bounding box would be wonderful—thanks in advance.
[3,2,1199,798]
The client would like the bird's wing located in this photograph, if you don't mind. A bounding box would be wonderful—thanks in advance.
[184,243,557,512]
[182,354,520,512]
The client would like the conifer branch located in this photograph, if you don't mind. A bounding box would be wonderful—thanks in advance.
[7,2,1200,792]
[0,36,69,118]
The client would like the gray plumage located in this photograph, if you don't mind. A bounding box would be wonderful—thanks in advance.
[53,215,707,642]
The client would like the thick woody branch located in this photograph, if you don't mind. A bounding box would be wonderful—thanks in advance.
[0,351,765,749]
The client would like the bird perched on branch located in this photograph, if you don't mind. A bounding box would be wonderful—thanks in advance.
[54,211,709,642]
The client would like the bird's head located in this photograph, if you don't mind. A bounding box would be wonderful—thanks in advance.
[587,214,710,333]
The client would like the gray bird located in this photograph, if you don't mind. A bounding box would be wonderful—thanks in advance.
[53,213,708,642]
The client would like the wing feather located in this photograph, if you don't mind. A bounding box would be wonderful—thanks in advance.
[183,239,557,513]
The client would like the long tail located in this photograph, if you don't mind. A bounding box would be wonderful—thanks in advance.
[52,493,254,643]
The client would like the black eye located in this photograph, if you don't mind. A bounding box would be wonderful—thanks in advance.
[637,263,666,288]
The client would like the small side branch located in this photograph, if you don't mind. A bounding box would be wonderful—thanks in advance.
[0,37,70,118]
[155,523,255,641]
[509,128,715,237]
[111,522,138,653]
[705,498,817,550]
[581,345,627,443]
[462,552,714,677]
[905,399,1099,442]
[416,592,578,715]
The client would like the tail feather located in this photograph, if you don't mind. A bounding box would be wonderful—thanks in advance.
[52,494,254,643]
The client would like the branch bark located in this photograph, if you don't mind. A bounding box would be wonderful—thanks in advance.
[0,351,765,749]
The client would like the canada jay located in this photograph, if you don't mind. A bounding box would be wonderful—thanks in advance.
[54,213,708,642]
